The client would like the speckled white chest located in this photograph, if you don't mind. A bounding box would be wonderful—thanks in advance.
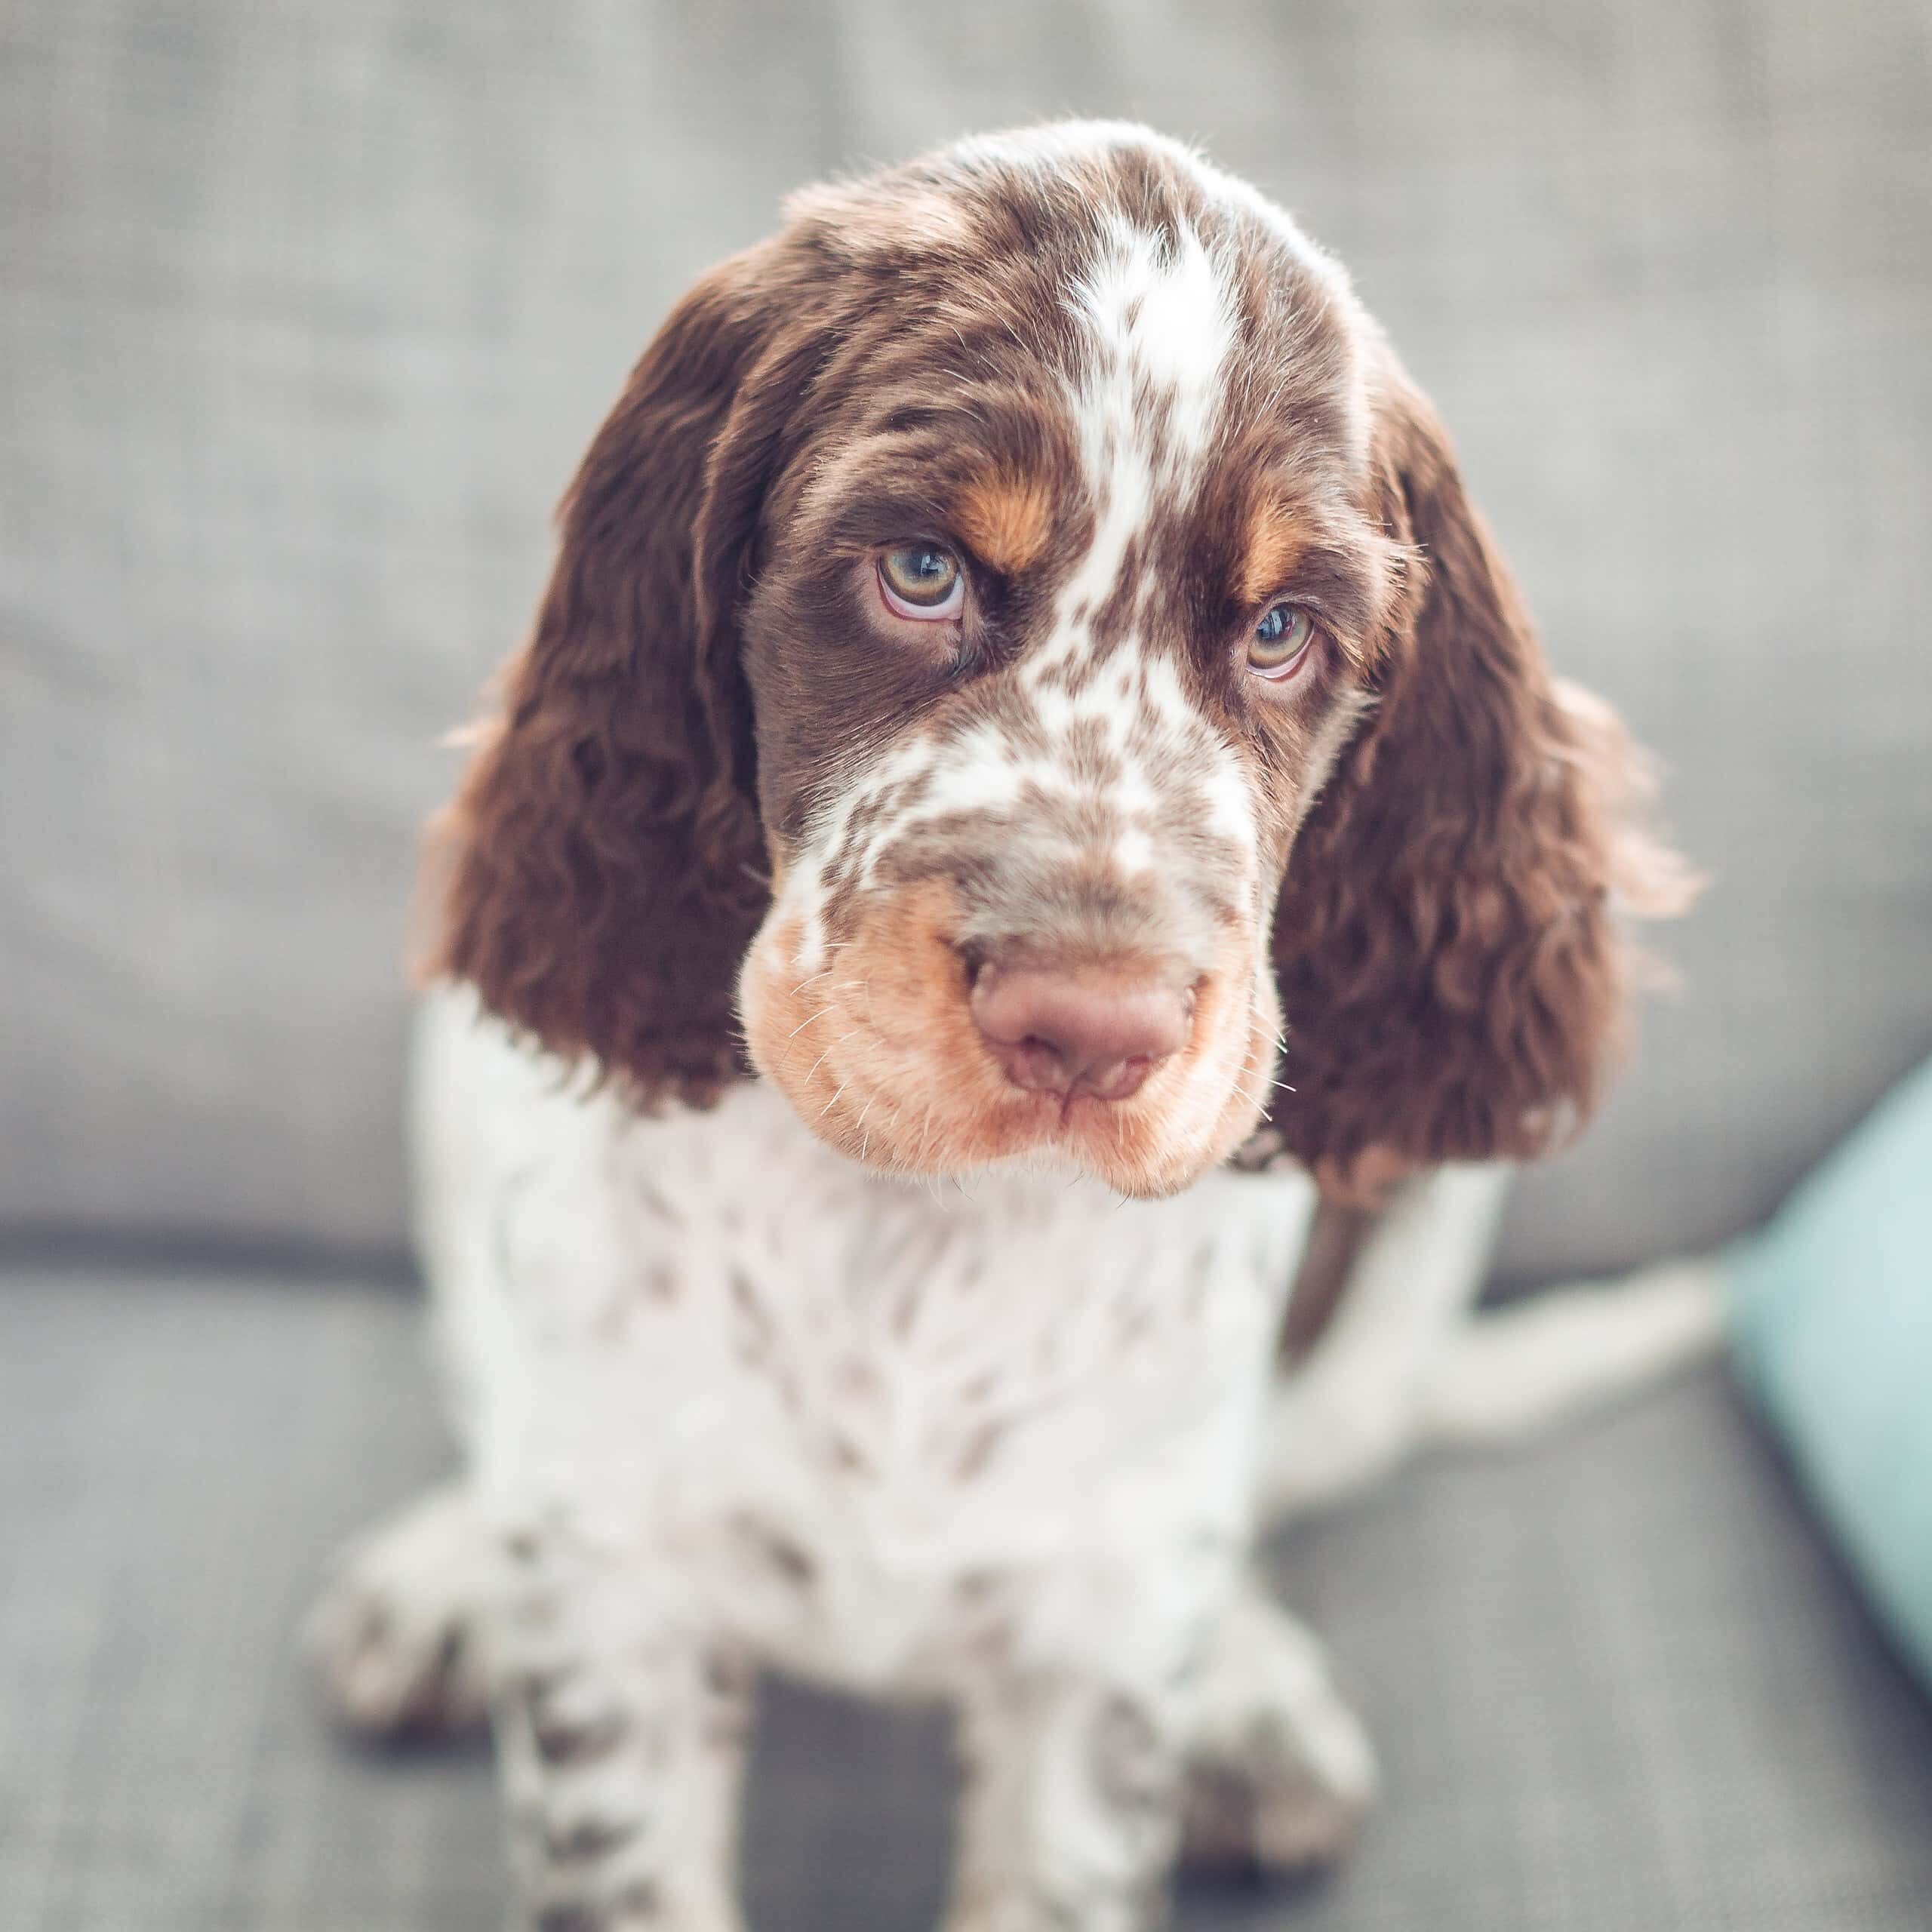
[416,989,1316,1697]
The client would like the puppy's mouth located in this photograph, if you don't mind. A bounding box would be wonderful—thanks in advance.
[738,881,1278,1198]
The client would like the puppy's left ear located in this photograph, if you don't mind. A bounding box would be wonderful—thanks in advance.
[1261,362,1697,1192]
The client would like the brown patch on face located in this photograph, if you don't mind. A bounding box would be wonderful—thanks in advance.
[1238,500,1306,608]
[954,468,1056,577]
[738,878,1277,1198]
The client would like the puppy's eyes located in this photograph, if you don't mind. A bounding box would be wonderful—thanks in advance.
[1247,602,1316,681]
[878,544,964,620]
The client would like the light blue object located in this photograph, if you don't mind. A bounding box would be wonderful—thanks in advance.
[1727,1051,1932,1692]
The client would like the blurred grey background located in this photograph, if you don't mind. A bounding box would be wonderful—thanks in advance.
[4,0,1930,1279]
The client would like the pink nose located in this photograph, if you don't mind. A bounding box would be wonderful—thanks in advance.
[971,966,1191,1103]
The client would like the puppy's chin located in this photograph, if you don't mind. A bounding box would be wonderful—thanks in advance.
[759,1070,1258,1200]
[741,935,1278,1200]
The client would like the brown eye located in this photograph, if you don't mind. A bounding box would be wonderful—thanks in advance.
[878,544,964,620]
[1247,602,1315,679]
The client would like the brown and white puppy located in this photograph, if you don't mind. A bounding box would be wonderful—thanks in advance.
[316,123,1690,1932]
[434,121,1683,1201]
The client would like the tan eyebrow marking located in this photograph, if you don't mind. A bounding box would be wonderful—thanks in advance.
[1238,503,1307,608]
[955,469,1055,576]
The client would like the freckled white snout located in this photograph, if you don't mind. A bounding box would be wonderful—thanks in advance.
[971,965,1192,1103]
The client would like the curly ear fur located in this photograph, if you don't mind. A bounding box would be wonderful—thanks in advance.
[1266,365,1697,1189]
[426,245,821,1103]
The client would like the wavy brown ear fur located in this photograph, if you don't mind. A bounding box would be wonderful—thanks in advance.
[1268,364,1696,1192]
[426,241,826,1103]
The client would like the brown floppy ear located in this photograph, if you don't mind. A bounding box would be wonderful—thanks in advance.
[426,238,831,1103]
[1265,364,1696,1192]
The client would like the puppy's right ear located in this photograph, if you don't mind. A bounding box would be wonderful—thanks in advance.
[1263,362,1696,1190]
[426,236,832,1104]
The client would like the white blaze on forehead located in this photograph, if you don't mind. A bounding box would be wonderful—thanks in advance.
[1031,213,1238,685]
[1078,215,1235,461]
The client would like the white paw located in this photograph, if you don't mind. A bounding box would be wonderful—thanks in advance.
[1182,1591,1380,1875]
[304,1485,494,1739]
[1181,1700,1378,1875]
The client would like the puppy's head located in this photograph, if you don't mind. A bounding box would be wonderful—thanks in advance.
[431,124,1691,1199]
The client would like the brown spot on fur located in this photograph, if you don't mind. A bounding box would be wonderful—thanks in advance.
[1090,1694,1174,1822]
[515,1671,632,1770]
[955,468,1054,575]
[543,1817,641,1863]
[704,1650,753,1700]
[832,1356,880,1401]
[1238,500,1306,608]
[732,1513,818,1589]
[728,1269,774,1364]
[953,1420,1004,1481]
[532,1707,630,1768]
[613,1880,663,1919]
[535,1906,602,1932]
